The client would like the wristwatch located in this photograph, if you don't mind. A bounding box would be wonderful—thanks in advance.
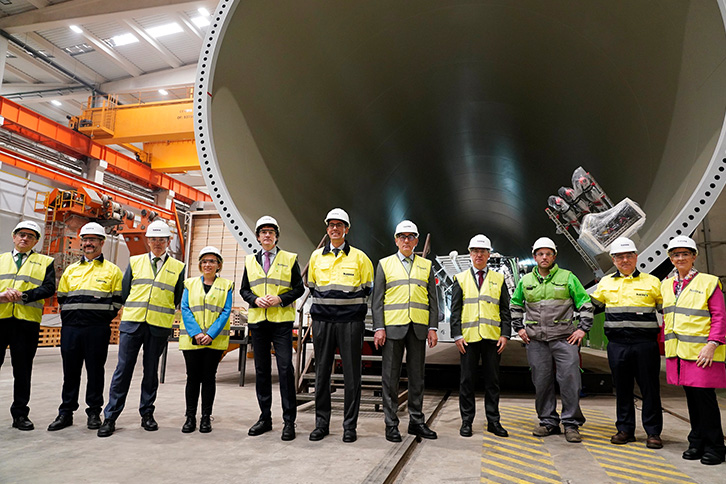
[21,293,29,303]
[708,340,720,346]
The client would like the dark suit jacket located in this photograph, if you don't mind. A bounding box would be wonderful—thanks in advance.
[371,254,439,340]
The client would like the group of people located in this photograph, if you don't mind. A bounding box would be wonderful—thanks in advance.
[0,209,724,466]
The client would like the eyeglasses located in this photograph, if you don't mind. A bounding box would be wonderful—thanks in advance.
[200,259,218,265]
[328,222,346,229]
[396,234,417,241]
[670,251,694,259]
[470,248,490,255]
[15,232,37,240]
[612,253,636,261]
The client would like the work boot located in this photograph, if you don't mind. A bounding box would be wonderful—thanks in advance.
[141,412,158,431]
[564,427,582,443]
[182,415,196,433]
[199,415,212,433]
[533,424,561,437]
[47,414,73,431]
[610,431,635,445]
[87,413,102,430]
[97,419,115,437]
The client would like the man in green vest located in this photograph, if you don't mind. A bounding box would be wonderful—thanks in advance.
[372,220,439,442]
[450,234,511,438]
[98,220,185,437]
[0,220,55,431]
[510,237,593,443]
[240,216,304,441]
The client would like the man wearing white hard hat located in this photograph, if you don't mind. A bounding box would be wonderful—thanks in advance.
[450,234,511,439]
[0,220,55,431]
[99,220,185,437]
[590,237,663,449]
[240,216,304,441]
[510,236,593,443]
[372,220,439,442]
[47,222,123,432]
[307,208,373,443]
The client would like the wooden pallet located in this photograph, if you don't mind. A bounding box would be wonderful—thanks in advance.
[38,326,61,347]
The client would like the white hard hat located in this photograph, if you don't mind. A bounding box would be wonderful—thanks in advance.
[468,234,492,251]
[532,237,557,255]
[255,215,279,233]
[609,236,637,255]
[13,220,42,238]
[145,220,172,238]
[394,220,418,238]
[325,208,350,227]
[198,246,223,261]
[79,222,106,239]
[667,235,698,255]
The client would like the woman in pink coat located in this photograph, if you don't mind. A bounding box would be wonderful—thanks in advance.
[661,236,726,466]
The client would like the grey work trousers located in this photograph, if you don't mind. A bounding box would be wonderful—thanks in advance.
[381,325,426,427]
[526,338,585,429]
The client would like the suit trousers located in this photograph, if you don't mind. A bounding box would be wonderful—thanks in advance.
[526,338,586,428]
[607,340,662,435]
[0,318,39,418]
[182,348,223,416]
[103,323,167,420]
[250,321,297,424]
[684,386,726,459]
[58,324,111,416]
[459,338,501,425]
[312,319,364,430]
[381,324,426,427]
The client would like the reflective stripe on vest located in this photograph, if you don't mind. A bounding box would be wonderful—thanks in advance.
[122,254,184,329]
[245,250,297,324]
[593,273,661,329]
[179,276,233,351]
[0,252,53,323]
[456,269,503,342]
[520,268,574,325]
[662,273,725,362]
[380,255,431,326]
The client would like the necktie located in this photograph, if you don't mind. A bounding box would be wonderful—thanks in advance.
[15,253,24,270]
[263,251,271,273]
[403,257,411,274]
[477,270,484,288]
[333,248,340,257]
[152,257,161,276]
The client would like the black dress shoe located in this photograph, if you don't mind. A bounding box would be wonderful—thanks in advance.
[97,419,115,437]
[487,421,509,437]
[408,423,437,439]
[700,453,725,466]
[12,416,34,431]
[199,415,212,433]
[309,427,329,441]
[386,425,402,442]
[141,413,158,431]
[47,414,73,431]
[682,448,704,460]
[248,419,272,436]
[460,422,473,437]
[342,429,357,443]
[87,413,102,430]
[182,416,196,433]
[281,422,296,441]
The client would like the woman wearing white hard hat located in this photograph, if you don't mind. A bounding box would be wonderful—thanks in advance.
[178,246,234,433]
[661,235,726,465]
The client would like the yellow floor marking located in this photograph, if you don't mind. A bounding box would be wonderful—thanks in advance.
[594,455,692,477]
[588,449,675,466]
[485,449,558,468]
[599,464,695,484]
[482,440,552,456]
[482,467,545,484]
[583,441,658,456]
[481,459,561,484]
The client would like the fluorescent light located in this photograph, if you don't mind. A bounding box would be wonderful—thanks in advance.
[158,89,169,96]
[69,25,83,34]
[191,16,210,28]
[110,33,139,47]
[51,100,62,107]
[146,22,183,38]
[198,7,210,17]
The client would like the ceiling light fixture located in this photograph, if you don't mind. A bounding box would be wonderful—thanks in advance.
[69,25,83,34]
[191,17,210,28]
[110,33,139,47]
[146,23,183,38]
[198,7,210,17]
[158,89,169,96]
[51,100,62,107]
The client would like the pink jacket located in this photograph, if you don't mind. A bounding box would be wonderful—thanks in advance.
[666,278,726,388]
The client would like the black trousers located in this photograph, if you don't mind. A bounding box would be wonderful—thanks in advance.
[58,324,111,416]
[104,324,167,420]
[182,348,223,416]
[607,340,662,435]
[459,339,501,424]
[250,321,296,424]
[0,318,39,418]
[312,320,364,430]
[684,386,726,459]
[381,325,426,427]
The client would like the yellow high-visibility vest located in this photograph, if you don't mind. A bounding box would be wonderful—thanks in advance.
[122,254,184,329]
[0,252,54,323]
[455,269,503,342]
[662,273,725,362]
[245,250,297,324]
[380,254,431,327]
[179,276,233,351]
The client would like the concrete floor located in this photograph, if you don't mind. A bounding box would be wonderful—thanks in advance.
[1,343,725,484]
